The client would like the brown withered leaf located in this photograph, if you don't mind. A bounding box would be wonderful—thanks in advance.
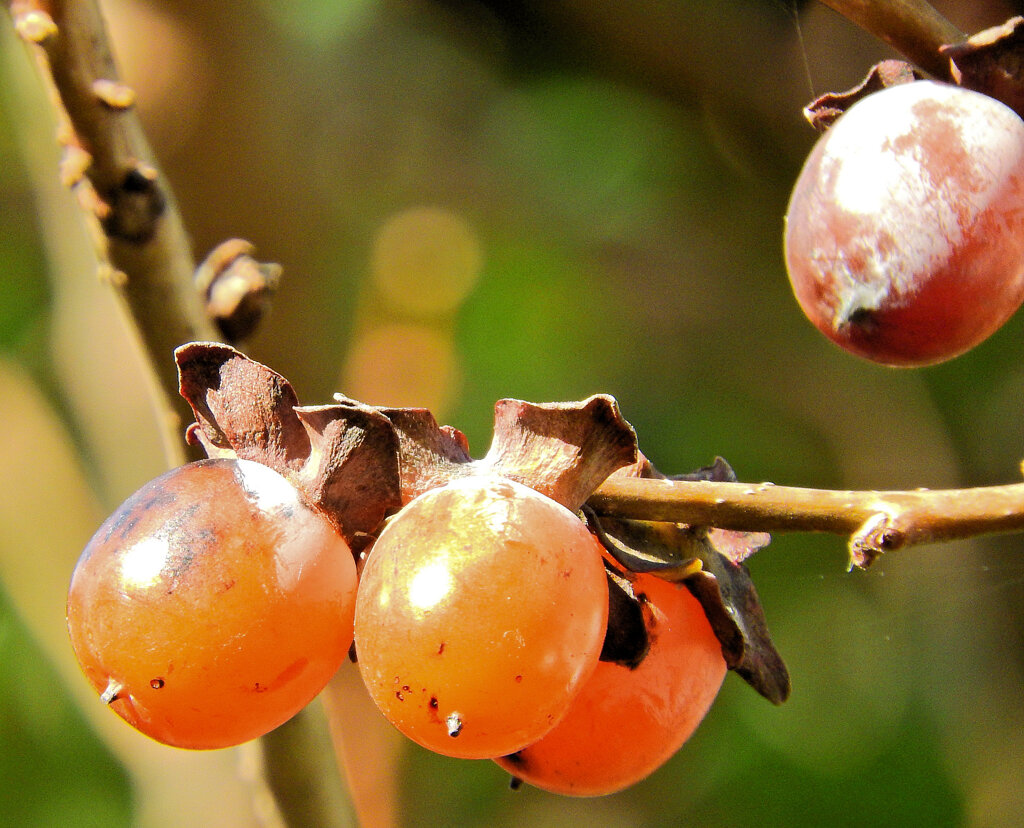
[943,16,1024,119]
[599,565,650,669]
[592,456,789,704]
[343,399,473,504]
[175,343,401,546]
[593,514,789,704]
[176,341,310,469]
[803,59,924,131]
[684,544,790,705]
[292,403,402,552]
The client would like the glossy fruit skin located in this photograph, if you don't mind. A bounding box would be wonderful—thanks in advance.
[495,566,726,796]
[354,475,609,760]
[785,80,1024,367]
[67,458,357,749]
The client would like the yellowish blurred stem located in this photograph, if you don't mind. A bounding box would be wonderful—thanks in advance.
[816,0,966,80]
[590,476,1024,568]
[321,664,405,828]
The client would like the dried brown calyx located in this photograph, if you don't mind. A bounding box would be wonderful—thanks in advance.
[803,59,923,131]
[803,16,1024,132]
[942,16,1024,120]
[175,341,638,547]
[590,456,790,704]
[174,342,788,703]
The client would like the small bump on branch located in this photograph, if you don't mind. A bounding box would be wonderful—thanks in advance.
[194,239,282,343]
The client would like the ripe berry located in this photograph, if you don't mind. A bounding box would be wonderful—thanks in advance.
[67,458,357,749]
[494,565,726,796]
[785,80,1024,366]
[354,475,609,760]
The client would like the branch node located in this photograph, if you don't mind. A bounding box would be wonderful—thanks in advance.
[59,144,92,189]
[13,8,57,43]
[91,78,136,110]
[849,511,906,569]
[98,164,167,243]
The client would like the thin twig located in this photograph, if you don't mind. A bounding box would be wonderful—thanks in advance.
[816,0,966,80]
[7,0,219,461]
[589,476,1024,567]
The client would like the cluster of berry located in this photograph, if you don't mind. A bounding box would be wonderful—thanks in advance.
[67,460,725,796]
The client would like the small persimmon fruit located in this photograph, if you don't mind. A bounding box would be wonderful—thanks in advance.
[785,80,1024,366]
[354,475,609,760]
[67,458,357,749]
[495,564,726,796]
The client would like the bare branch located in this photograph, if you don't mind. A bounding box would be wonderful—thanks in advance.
[589,476,1024,568]
[3,1,349,821]
[6,0,219,457]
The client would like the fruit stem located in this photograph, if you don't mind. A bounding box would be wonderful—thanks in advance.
[816,0,966,80]
[589,475,1024,568]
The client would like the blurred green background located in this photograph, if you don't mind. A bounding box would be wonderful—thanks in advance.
[3,0,1024,825]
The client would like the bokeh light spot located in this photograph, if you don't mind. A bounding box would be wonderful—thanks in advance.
[371,207,482,316]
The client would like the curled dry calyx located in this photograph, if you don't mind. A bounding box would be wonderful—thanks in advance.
[785,17,1024,368]
[68,341,787,793]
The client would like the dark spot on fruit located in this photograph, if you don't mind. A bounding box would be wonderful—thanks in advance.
[514,675,523,683]
[437,642,445,655]
[429,696,439,709]
[149,677,165,689]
